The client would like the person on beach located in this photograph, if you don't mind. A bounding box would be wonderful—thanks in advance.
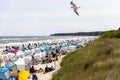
[44,65,55,73]
[28,43,32,50]
[38,68,44,73]
[10,75,16,80]
[22,44,26,52]
[31,53,36,65]
[3,46,11,53]
[45,65,49,73]
[50,65,55,71]
[16,70,20,80]
[0,59,2,69]
[29,65,38,80]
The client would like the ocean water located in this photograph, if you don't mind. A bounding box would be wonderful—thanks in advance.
[0,36,97,49]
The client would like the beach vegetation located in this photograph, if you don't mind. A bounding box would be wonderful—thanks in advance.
[100,30,120,38]
[52,30,120,80]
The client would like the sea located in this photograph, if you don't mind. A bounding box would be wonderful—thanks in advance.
[0,36,98,50]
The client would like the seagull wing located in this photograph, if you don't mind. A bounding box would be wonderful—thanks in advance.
[74,9,79,16]
[70,1,77,7]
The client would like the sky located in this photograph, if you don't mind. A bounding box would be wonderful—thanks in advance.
[0,0,120,36]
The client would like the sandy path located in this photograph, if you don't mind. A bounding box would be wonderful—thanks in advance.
[34,55,65,80]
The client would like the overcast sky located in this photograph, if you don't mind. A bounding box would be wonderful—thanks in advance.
[0,0,120,36]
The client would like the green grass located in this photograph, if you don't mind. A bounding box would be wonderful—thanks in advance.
[52,37,120,80]
[100,30,120,38]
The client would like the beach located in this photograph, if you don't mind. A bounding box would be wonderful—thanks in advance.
[0,36,97,80]
[34,55,65,80]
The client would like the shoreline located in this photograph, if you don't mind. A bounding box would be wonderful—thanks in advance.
[0,36,97,50]
[0,36,97,80]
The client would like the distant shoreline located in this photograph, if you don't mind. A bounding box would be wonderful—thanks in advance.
[50,31,106,36]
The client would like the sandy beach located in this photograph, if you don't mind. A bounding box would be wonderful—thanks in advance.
[0,36,96,80]
[0,54,65,80]
[0,50,3,54]
[33,55,65,80]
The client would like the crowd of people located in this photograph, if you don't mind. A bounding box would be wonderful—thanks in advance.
[0,37,95,80]
[2,39,84,54]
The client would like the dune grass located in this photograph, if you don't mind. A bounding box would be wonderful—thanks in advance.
[100,30,120,38]
[52,38,120,80]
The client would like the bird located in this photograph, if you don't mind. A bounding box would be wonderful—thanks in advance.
[70,1,80,16]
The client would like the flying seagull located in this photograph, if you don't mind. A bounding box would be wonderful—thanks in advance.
[70,1,80,16]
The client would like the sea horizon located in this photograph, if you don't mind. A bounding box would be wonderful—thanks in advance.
[0,36,97,50]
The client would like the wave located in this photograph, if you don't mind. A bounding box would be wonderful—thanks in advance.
[0,36,98,50]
